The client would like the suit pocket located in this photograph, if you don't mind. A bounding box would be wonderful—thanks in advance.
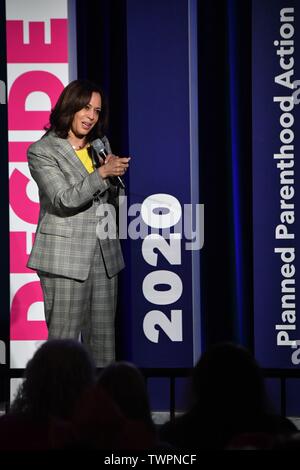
[40,225,72,237]
[40,219,72,238]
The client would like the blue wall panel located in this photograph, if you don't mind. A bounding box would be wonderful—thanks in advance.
[124,0,200,367]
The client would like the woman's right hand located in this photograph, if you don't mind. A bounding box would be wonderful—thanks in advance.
[98,154,130,179]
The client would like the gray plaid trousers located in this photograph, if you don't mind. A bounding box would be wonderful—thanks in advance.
[38,241,117,367]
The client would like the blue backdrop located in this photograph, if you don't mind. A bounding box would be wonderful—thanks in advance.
[123,0,201,368]
[252,0,300,369]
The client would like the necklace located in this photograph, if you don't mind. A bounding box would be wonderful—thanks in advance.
[72,144,85,151]
[68,131,86,150]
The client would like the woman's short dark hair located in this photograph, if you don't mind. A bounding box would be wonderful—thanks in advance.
[46,79,108,141]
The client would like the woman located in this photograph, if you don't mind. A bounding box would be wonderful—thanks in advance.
[27,79,130,366]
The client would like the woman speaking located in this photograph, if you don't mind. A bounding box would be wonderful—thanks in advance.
[27,79,130,366]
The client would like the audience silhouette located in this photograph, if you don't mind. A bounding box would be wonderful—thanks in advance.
[0,339,96,450]
[0,339,298,451]
[68,361,158,450]
[159,342,297,450]
[97,361,155,433]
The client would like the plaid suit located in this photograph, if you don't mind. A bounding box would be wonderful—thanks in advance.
[27,132,125,366]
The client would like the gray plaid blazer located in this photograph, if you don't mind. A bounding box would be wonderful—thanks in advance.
[27,131,125,281]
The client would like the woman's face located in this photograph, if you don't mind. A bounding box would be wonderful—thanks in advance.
[70,92,102,138]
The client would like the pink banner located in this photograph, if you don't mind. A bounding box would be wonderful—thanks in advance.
[7,0,72,366]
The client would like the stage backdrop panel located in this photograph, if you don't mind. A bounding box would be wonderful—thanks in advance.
[252,0,300,369]
[6,0,75,371]
[0,0,9,405]
[122,0,201,368]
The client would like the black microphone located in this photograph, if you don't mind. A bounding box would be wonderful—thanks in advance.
[91,138,125,189]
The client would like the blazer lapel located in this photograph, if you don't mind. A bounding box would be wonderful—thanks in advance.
[49,133,90,177]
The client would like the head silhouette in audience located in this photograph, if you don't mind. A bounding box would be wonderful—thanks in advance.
[191,342,268,418]
[68,361,157,450]
[159,342,297,450]
[10,339,96,421]
[97,361,155,433]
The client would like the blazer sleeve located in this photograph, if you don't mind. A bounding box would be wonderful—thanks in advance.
[28,145,109,212]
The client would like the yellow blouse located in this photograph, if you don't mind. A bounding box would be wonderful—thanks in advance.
[75,146,94,174]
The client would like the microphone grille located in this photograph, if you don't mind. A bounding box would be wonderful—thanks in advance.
[91,138,106,153]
